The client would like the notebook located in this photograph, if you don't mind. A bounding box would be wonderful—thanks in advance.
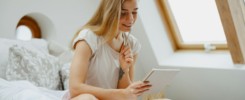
[142,68,180,94]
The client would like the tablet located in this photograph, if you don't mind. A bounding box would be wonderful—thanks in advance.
[142,68,180,93]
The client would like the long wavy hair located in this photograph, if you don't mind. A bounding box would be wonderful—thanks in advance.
[72,0,125,49]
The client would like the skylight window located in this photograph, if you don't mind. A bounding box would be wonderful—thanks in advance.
[168,0,226,44]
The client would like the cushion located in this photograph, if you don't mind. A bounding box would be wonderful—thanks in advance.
[27,38,49,53]
[58,51,74,65]
[0,63,7,79]
[5,45,62,90]
[0,38,49,79]
[48,41,74,66]
[48,40,69,57]
[0,38,49,64]
[60,63,71,90]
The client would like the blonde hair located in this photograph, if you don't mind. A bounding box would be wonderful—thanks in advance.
[72,0,125,49]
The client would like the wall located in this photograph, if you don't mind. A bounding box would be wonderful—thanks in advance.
[164,66,245,100]
[137,0,245,100]
[0,0,99,46]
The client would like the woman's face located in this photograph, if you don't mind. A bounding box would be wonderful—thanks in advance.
[119,0,138,32]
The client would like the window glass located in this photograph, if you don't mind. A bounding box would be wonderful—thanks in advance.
[168,0,227,44]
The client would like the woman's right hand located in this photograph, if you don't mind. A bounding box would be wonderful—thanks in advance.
[119,81,152,100]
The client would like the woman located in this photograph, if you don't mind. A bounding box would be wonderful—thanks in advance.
[68,0,151,100]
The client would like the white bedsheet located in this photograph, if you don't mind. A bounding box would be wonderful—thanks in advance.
[0,78,67,100]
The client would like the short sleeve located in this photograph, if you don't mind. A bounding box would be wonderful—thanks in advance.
[73,29,98,54]
[128,34,141,55]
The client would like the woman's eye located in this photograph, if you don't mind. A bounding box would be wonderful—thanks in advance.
[132,12,137,15]
[121,12,127,17]
[121,12,137,18]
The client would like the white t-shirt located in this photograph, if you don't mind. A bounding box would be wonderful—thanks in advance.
[73,29,141,89]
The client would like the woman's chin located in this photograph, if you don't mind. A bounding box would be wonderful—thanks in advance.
[120,28,131,32]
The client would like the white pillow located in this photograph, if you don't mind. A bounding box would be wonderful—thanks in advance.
[58,50,74,65]
[0,38,49,64]
[0,38,49,79]
[0,41,11,66]
[5,45,62,90]
[48,41,69,57]
[28,38,49,53]
[60,63,71,90]
[0,63,7,79]
[0,40,10,78]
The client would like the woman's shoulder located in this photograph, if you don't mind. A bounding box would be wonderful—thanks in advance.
[77,29,102,41]
[74,28,100,54]
[78,29,98,37]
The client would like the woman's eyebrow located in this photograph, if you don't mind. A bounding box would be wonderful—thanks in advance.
[122,8,138,11]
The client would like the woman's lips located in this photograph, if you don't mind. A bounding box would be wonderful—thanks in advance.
[123,24,131,28]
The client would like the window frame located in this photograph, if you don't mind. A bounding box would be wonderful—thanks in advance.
[215,0,245,64]
[156,0,228,50]
[16,16,41,39]
[156,0,245,64]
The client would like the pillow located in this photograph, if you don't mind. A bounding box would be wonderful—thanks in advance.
[48,40,69,57]
[5,45,62,90]
[27,38,49,53]
[0,41,12,66]
[0,38,49,66]
[0,38,49,79]
[58,51,74,65]
[60,63,71,90]
[0,63,7,79]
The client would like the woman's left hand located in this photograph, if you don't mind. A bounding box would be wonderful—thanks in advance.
[119,45,134,73]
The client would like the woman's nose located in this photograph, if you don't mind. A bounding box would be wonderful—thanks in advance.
[126,13,134,24]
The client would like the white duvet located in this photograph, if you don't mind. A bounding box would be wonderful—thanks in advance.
[0,78,67,100]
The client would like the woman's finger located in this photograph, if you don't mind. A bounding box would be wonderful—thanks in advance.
[135,89,150,96]
[136,84,152,90]
[120,46,130,54]
[125,54,133,58]
[130,85,151,94]
[130,81,150,89]
[135,82,151,89]
[121,46,128,53]
[134,85,152,95]
[125,58,133,63]
[124,48,131,55]
[130,81,144,88]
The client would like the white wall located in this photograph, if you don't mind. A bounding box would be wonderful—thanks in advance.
[164,66,245,100]
[137,0,245,100]
[0,0,99,46]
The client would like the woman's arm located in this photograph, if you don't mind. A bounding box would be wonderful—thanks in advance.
[70,41,150,100]
[69,41,121,99]
[118,45,138,89]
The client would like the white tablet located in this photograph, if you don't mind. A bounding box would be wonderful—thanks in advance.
[142,68,180,93]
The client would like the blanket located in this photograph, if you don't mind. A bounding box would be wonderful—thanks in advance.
[0,78,67,100]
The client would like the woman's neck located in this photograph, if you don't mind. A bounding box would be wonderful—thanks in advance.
[115,32,121,39]
[108,32,124,52]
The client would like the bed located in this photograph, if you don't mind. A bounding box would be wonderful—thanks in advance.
[0,78,67,100]
[0,38,72,100]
